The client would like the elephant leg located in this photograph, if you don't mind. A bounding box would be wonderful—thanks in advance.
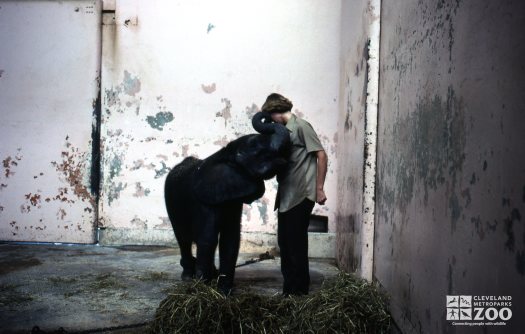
[166,194,196,280]
[174,223,195,281]
[217,201,243,295]
[165,192,195,280]
[195,204,220,283]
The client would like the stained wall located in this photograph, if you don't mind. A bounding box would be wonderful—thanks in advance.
[0,0,101,243]
[98,0,341,250]
[374,0,525,332]
[336,0,374,274]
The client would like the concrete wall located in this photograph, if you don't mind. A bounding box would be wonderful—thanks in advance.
[375,0,525,333]
[0,0,101,243]
[98,0,341,252]
[336,0,374,274]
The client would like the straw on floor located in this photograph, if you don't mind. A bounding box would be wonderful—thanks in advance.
[150,271,391,333]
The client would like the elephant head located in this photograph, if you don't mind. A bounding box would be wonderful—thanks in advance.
[192,111,291,205]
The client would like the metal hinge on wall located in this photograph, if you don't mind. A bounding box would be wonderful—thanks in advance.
[102,10,138,27]
[102,9,115,26]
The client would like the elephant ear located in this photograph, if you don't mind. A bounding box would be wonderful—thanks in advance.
[193,160,265,205]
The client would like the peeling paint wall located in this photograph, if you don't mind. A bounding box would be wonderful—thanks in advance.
[375,0,525,332]
[99,0,341,247]
[0,1,101,243]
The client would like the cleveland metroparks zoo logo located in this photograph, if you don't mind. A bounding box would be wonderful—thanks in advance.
[446,295,513,326]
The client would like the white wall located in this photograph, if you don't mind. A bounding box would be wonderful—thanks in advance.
[0,0,101,243]
[98,0,341,248]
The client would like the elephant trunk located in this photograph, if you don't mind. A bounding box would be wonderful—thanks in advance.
[251,111,273,134]
[251,111,290,153]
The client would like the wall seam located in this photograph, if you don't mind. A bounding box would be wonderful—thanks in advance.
[91,0,104,244]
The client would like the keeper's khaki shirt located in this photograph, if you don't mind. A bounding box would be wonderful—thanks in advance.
[275,114,324,213]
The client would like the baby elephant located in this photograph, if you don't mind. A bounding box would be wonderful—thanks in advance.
[164,111,290,294]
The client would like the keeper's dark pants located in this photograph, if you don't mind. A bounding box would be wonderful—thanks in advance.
[277,198,315,295]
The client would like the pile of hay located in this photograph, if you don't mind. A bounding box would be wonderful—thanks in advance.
[150,272,391,333]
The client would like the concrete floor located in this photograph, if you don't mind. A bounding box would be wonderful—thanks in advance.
[0,243,339,334]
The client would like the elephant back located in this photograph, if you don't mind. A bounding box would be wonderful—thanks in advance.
[169,156,202,178]
[165,156,203,204]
